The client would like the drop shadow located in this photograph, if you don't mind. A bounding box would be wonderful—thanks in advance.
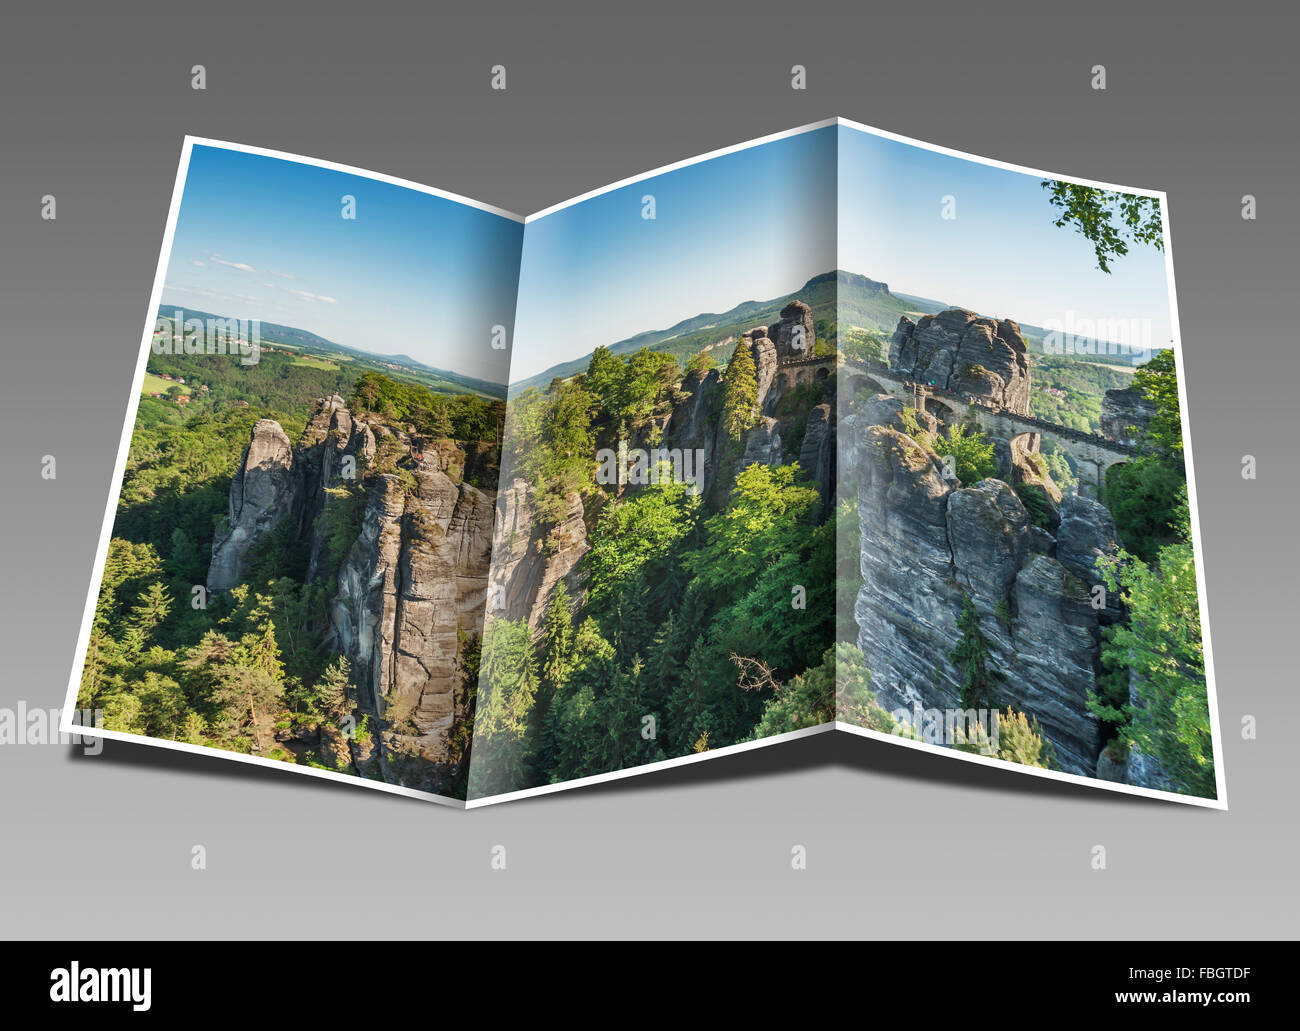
[66,733,466,806]
[71,727,1201,812]
[569,729,1169,809]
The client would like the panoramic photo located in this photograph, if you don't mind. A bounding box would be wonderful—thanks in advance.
[73,142,523,801]
[67,124,1220,808]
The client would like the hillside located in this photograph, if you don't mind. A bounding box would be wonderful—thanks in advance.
[511,268,1144,393]
[155,305,507,398]
[513,270,907,391]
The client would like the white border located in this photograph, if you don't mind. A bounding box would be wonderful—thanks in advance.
[464,722,835,808]
[523,117,839,222]
[61,123,1226,812]
[187,135,525,221]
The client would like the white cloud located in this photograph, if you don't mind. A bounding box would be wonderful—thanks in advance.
[211,256,258,273]
[286,287,338,304]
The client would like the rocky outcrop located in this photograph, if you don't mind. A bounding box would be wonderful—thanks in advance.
[797,403,835,509]
[949,480,1031,605]
[330,467,494,788]
[487,479,589,633]
[664,367,723,499]
[847,396,1117,776]
[891,309,1033,414]
[296,394,377,582]
[750,332,778,401]
[1008,431,1062,529]
[735,416,783,474]
[664,323,810,506]
[207,419,296,591]
[206,394,497,795]
[770,300,815,360]
[1101,386,1156,443]
[331,475,406,713]
[1056,494,1122,623]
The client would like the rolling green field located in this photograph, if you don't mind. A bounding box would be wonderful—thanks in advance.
[142,372,179,395]
[290,354,342,371]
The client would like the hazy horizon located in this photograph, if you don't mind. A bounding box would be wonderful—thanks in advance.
[160,144,522,385]
[510,126,837,384]
[507,123,1174,385]
[837,124,1174,350]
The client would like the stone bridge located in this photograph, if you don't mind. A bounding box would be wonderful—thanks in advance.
[845,358,1137,492]
[777,351,835,382]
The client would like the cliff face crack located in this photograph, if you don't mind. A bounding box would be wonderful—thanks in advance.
[207,394,493,794]
[851,309,1127,778]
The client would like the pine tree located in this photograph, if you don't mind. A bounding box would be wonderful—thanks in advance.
[313,655,352,722]
[540,583,574,691]
[996,707,1055,769]
[721,341,759,442]
[211,666,283,754]
[949,594,1001,710]
[129,582,173,641]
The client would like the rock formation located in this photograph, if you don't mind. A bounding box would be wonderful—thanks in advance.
[847,394,1112,774]
[1101,385,1156,442]
[329,466,494,788]
[769,300,816,361]
[207,419,296,591]
[661,304,835,512]
[486,479,590,633]
[891,309,1033,415]
[797,403,835,508]
[205,395,494,794]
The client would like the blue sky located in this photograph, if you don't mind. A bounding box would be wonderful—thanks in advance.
[511,126,837,383]
[511,123,1172,385]
[837,125,1173,346]
[161,145,523,383]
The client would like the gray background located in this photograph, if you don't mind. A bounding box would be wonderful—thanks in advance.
[0,0,1292,939]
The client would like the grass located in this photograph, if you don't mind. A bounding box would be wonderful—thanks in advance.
[142,372,181,395]
[290,354,341,371]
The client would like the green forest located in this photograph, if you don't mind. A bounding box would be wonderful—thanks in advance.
[78,348,503,777]
[1092,349,1214,797]
[469,343,838,795]
[79,290,1213,801]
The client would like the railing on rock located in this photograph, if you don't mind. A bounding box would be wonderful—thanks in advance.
[843,356,1137,457]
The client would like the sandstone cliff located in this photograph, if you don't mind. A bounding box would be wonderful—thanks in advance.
[329,466,494,789]
[661,301,834,510]
[207,419,296,592]
[486,478,590,633]
[844,395,1110,775]
[205,395,493,794]
[891,309,1033,415]
[1101,385,1156,442]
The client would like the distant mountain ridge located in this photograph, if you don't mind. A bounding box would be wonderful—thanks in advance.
[155,304,507,398]
[511,270,1153,391]
[511,269,905,391]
